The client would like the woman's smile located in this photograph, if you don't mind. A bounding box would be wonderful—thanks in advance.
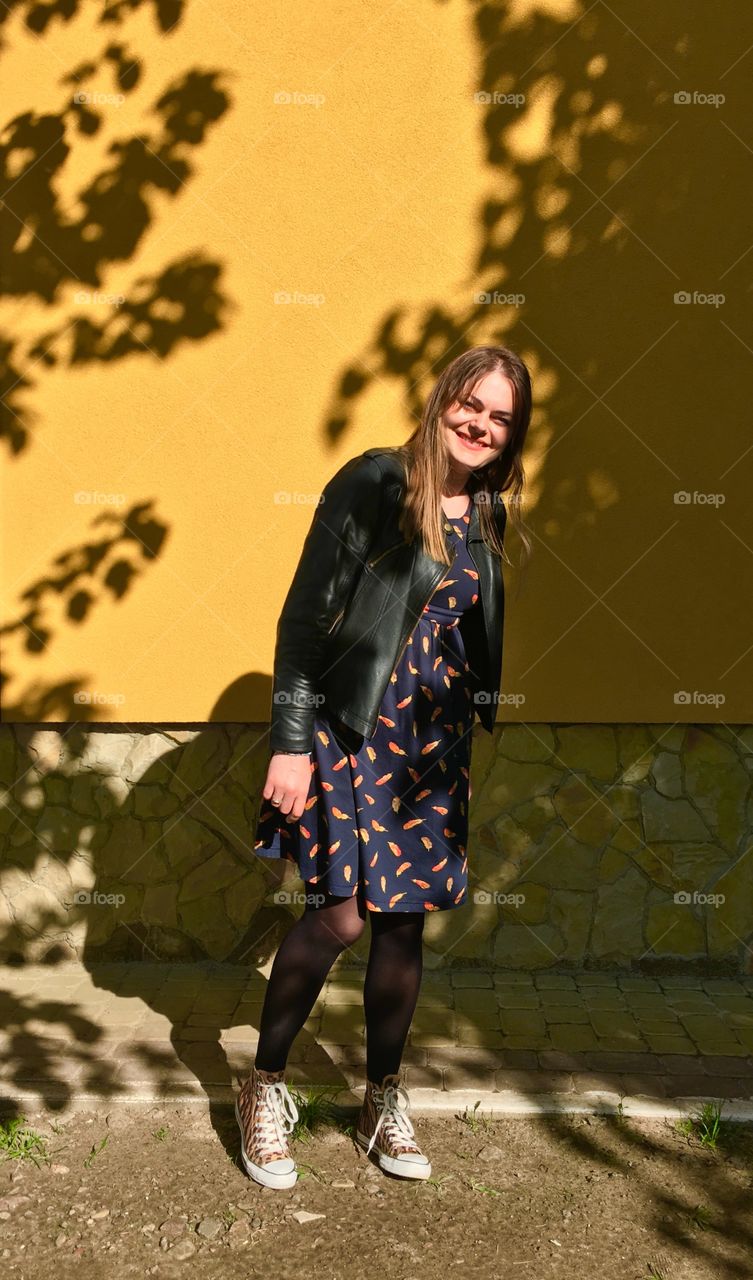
[455,429,488,451]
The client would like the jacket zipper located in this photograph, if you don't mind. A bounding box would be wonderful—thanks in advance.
[327,606,345,635]
[387,533,482,717]
[362,563,446,739]
[367,528,464,730]
[386,561,447,684]
[366,541,403,570]
[329,535,468,732]
[327,541,404,635]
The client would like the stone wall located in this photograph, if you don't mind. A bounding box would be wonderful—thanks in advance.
[1,724,751,973]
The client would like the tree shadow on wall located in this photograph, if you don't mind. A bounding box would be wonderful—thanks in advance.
[0,0,184,51]
[0,502,171,721]
[1,0,232,721]
[321,0,739,621]
[1,0,230,452]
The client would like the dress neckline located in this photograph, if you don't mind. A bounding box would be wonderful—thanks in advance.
[443,495,472,545]
[441,493,472,521]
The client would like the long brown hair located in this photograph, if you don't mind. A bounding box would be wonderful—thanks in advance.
[392,346,532,567]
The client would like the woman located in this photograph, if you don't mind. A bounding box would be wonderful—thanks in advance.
[238,345,531,1189]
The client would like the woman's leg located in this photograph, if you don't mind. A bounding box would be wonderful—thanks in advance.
[254,890,366,1072]
[363,911,425,1082]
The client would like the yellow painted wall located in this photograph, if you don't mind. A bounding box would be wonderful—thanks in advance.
[2,1,751,725]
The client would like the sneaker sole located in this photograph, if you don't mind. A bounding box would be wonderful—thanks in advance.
[235,1100,298,1189]
[356,1130,432,1180]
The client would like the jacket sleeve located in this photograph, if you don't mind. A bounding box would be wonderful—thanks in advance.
[268,453,384,754]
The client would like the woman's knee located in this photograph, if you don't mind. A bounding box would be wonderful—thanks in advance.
[306,893,366,949]
[331,911,366,949]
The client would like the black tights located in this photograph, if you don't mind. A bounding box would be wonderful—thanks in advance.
[254,892,425,1083]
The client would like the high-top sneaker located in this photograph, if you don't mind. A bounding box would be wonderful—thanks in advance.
[235,1064,300,1189]
[355,1071,431,1179]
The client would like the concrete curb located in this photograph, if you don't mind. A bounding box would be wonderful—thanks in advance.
[6,1086,753,1122]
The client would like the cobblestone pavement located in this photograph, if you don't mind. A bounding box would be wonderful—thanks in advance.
[2,963,753,1115]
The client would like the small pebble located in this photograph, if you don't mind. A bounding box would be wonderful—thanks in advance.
[476,1144,505,1161]
[196,1216,224,1240]
[170,1238,197,1260]
[159,1218,186,1240]
[291,1210,326,1224]
[227,1220,251,1249]
[0,1195,31,1214]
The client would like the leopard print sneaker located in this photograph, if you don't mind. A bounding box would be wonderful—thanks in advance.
[235,1064,300,1189]
[356,1071,431,1180]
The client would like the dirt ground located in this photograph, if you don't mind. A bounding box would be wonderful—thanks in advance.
[1,1100,752,1280]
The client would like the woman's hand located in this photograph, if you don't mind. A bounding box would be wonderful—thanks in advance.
[263,753,312,821]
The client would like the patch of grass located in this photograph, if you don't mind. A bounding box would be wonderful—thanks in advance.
[409,1172,455,1195]
[83,1135,109,1168]
[690,1203,713,1231]
[295,1162,325,1183]
[614,1095,629,1126]
[466,1178,503,1197]
[675,1100,727,1152]
[456,1100,494,1134]
[0,1116,48,1166]
[289,1086,342,1143]
[152,1126,170,1142]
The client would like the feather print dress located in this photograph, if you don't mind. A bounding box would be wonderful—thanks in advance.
[253,499,480,912]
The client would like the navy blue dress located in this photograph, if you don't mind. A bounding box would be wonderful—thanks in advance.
[254,501,480,912]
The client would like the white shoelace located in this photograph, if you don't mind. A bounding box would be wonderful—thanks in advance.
[366,1081,417,1157]
[256,1081,299,1156]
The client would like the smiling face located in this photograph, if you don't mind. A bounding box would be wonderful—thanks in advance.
[440,368,514,480]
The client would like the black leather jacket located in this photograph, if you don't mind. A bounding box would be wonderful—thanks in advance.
[269,446,506,753]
